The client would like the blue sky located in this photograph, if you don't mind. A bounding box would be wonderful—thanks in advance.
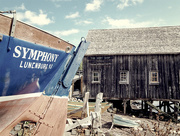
[1,0,180,46]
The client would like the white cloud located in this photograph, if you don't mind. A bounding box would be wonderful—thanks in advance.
[103,17,155,28]
[117,0,129,10]
[75,20,93,25]
[85,0,103,12]
[17,10,53,26]
[15,3,26,11]
[65,12,80,19]
[53,29,79,36]
[117,0,143,10]
[132,0,143,4]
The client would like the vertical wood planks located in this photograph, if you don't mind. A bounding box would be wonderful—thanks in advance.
[83,54,180,100]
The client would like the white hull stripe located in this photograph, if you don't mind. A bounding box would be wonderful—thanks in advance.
[0,92,42,102]
[0,93,69,102]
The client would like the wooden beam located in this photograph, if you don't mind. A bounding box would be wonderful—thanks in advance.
[174,103,180,110]
[141,100,144,110]
[174,102,178,121]
[144,100,148,115]
[81,92,90,118]
[94,93,103,113]
[65,116,91,132]
[149,100,153,119]
[123,100,127,114]
[146,101,177,122]
[93,93,103,129]
[80,76,83,95]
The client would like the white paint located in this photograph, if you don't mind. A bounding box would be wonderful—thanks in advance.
[0,92,42,102]
[0,92,68,102]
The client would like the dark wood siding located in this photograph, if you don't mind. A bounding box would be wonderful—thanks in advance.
[83,54,180,100]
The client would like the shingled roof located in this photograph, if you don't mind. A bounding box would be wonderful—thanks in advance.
[85,26,180,56]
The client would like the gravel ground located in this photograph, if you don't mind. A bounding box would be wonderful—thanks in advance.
[10,110,180,136]
[101,111,180,136]
[101,111,133,136]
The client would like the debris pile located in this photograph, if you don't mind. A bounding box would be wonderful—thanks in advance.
[69,97,83,102]
[65,92,105,136]
[10,121,36,136]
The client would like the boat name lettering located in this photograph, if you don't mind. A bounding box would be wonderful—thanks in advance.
[13,46,59,62]
[19,61,53,69]
[12,46,59,69]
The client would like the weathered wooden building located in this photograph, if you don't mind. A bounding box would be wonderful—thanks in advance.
[83,26,180,101]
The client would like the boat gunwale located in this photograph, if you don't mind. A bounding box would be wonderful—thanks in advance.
[0,13,75,51]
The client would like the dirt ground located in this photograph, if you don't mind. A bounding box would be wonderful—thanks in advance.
[101,111,180,136]
[101,111,132,136]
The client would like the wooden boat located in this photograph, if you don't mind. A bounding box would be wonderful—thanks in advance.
[113,114,140,128]
[0,11,89,136]
[67,101,112,118]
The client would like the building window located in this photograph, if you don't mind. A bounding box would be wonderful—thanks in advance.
[92,71,100,83]
[149,71,159,84]
[119,71,129,84]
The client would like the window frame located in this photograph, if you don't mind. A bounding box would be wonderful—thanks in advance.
[92,71,101,84]
[149,71,159,85]
[119,70,129,84]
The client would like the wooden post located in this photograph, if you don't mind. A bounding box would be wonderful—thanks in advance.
[72,81,74,96]
[94,93,103,113]
[149,101,153,119]
[164,101,166,113]
[145,100,148,115]
[81,92,90,118]
[123,100,127,115]
[81,76,83,95]
[68,86,72,99]
[174,102,178,122]
[141,100,144,110]
[93,93,103,130]
[159,101,162,111]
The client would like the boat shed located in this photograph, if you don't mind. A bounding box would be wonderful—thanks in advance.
[83,26,180,101]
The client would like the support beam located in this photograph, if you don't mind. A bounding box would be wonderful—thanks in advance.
[123,100,127,115]
[149,101,153,119]
[164,102,166,113]
[159,101,162,110]
[93,93,103,129]
[174,102,178,121]
[81,92,90,118]
[141,100,144,110]
[144,101,148,116]
[146,101,177,123]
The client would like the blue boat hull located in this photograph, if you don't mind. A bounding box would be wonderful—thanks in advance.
[0,35,73,97]
[0,12,89,135]
[0,32,89,135]
[0,34,74,135]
